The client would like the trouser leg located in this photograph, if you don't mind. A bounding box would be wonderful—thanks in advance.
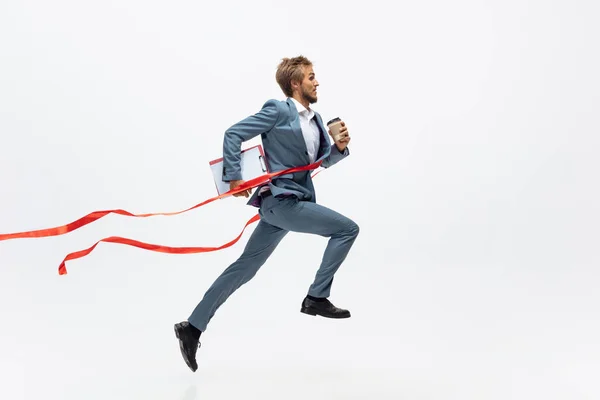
[261,196,359,298]
[188,219,288,331]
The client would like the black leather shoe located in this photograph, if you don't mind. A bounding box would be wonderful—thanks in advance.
[174,321,200,372]
[300,297,351,318]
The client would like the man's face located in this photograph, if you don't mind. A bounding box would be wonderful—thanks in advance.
[297,65,319,104]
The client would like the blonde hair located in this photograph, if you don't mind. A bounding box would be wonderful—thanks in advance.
[276,56,313,97]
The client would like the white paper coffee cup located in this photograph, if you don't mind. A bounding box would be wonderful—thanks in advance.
[327,117,344,141]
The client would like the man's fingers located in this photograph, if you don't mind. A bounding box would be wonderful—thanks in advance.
[234,190,250,198]
[235,189,250,198]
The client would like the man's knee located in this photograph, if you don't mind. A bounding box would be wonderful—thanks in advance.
[352,221,360,236]
[346,220,360,237]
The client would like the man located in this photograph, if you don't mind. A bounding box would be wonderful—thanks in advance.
[174,56,360,372]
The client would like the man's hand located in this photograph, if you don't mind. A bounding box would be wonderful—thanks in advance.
[230,180,251,198]
[329,121,351,152]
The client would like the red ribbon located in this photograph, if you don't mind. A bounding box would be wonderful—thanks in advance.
[1,160,324,275]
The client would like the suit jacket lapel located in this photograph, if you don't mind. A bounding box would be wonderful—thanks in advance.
[287,98,333,164]
[314,112,331,161]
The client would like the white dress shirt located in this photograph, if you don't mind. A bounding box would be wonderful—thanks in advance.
[290,97,321,164]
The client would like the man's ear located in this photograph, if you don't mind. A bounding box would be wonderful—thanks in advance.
[290,79,301,91]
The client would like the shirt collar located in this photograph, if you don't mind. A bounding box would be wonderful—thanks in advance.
[290,97,314,119]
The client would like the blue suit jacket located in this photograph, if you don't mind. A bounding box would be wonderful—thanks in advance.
[221,98,350,208]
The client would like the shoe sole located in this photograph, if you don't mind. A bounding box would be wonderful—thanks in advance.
[300,307,351,318]
[174,324,198,372]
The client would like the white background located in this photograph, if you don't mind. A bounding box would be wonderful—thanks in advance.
[1,0,599,399]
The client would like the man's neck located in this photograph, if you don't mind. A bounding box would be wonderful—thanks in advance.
[292,94,310,111]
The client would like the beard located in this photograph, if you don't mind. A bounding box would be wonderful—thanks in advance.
[302,88,318,104]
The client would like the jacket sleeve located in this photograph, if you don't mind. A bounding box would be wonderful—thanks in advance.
[315,112,350,169]
[222,99,280,182]
[320,144,349,168]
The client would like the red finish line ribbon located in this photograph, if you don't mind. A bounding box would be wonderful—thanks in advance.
[0,160,324,275]
[56,213,262,275]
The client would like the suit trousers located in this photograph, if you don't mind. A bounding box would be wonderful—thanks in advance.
[187,193,359,332]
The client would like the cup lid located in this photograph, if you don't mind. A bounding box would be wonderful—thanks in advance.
[327,117,341,125]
